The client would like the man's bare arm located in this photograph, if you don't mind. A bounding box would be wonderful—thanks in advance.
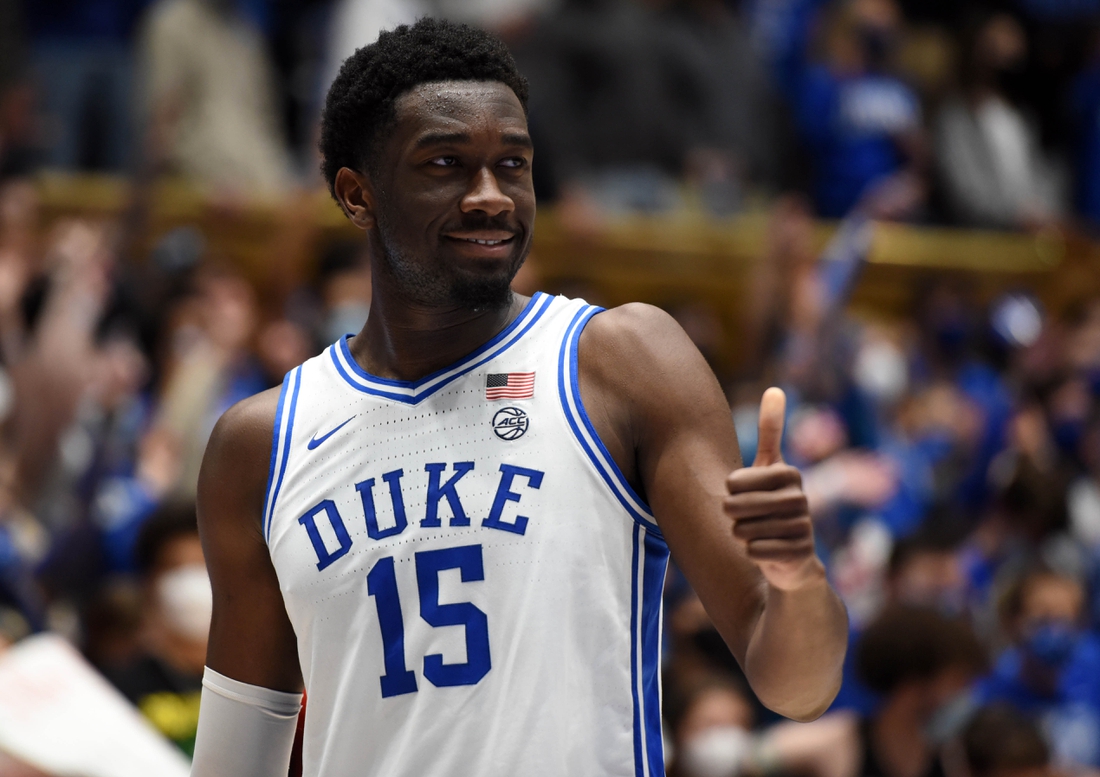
[197,389,302,691]
[578,303,847,721]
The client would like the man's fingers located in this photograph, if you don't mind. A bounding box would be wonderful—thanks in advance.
[732,515,812,543]
[724,486,808,520]
[753,387,787,467]
[727,463,801,494]
[742,537,816,562]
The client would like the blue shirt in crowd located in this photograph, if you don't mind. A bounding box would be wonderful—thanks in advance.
[979,633,1100,765]
[1072,64,1100,229]
[793,67,920,217]
[25,0,153,43]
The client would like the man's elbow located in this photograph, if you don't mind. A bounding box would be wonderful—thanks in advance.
[758,674,843,723]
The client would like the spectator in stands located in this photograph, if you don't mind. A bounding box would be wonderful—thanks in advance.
[789,0,926,218]
[137,0,293,194]
[1071,29,1100,232]
[657,0,794,208]
[0,1,36,178]
[831,524,971,717]
[754,605,987,777]
[0,443,47,635]
[667,676,756,777]
[25,0,150,172]
[515,0,689,214]
[322,0,423,102]
[1067,408,1100,557]
[980,565,1100,766]
[962,704,1055,777]
[935,12,1065,230]
[311,239,372,351]
[885,523,970,614]
[517,0,787,218]
[101,502,209,757]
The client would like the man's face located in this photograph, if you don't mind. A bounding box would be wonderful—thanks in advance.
[368,80,535,310]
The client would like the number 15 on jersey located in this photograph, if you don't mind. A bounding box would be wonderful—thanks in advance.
[366,544,492,698]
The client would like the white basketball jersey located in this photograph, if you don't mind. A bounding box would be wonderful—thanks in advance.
[264,293,669,777]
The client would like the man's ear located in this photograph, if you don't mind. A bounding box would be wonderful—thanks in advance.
[333,167,376,231]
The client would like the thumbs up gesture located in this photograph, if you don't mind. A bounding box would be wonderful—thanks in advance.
[725,388,820,591]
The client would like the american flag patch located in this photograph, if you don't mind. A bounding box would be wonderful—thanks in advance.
[486,372,535,400]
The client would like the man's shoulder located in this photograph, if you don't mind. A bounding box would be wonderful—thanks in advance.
[582,301,677,344]
[580,302,689,372]
[215,386,282,440]
[203,386,283,476]
[576,301,718,422]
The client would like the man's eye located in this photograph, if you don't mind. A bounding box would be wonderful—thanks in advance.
[499,157,526,169]
[429,156,458,166]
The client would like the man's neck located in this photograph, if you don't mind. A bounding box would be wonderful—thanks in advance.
[349,284,528,382]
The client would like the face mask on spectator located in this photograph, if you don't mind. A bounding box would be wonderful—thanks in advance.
[854,338,908,403]
[325,302,371,346]
[925,687,978,744]
[680,726,752,777]
[1024,621,1080,668]
[156,564,213,642]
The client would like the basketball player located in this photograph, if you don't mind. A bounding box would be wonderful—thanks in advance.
[190,18,847,777]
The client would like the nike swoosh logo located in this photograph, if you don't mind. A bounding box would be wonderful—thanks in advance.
[307,416,355,450]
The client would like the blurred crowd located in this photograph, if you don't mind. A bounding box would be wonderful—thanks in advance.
[2,0,1100,776]
[7,0,1100,226]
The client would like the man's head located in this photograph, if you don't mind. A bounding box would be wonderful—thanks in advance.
[320,19,534,311]
[887,525,967,614]
[858,604,986,733]
[1000,565,1085,669]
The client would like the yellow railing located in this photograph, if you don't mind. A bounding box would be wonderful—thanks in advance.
[34,173,1095,367]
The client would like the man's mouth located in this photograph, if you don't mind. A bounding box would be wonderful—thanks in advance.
[455,237,510,246]
[444,230,516,247]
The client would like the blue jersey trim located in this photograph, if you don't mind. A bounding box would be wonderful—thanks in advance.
[261,371,292,538]
[265,366,302,541]
[328,292,552,404]
[630,525,644,777]
[557,305,664,538]
[642,531,669,776]
[629,524,670,777]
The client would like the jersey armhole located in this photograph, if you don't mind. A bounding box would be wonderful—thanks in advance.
[262,366,303,542]
[557,305,664,540]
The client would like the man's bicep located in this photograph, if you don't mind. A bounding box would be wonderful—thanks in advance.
[604,307,765,660]
[198,397,302,693]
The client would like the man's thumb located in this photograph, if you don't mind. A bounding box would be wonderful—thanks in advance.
[753,387,787,467]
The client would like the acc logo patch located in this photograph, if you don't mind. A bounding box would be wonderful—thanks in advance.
[492,407,529,441]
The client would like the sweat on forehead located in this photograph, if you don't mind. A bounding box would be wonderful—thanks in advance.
[396,81,524,118]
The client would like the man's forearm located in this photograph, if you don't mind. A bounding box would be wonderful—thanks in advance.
[742,566,848,722]
[191,668,301,777]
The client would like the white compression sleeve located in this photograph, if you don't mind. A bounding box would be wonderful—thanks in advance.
[190,667,303,777]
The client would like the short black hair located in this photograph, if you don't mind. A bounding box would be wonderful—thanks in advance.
[319,17,530,197]
[857,604,986,695]
[134,502,199,577]
[887,516,966,580]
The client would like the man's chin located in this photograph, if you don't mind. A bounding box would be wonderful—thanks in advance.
[449,252,526,310]
[450,274,515,311]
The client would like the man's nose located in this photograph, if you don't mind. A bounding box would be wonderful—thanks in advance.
[460,167,514,217]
